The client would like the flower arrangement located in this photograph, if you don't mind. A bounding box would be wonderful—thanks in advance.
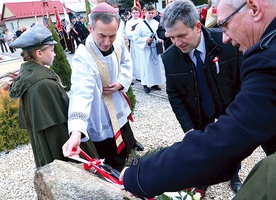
[157,188,202,200]
[0,71,18,90]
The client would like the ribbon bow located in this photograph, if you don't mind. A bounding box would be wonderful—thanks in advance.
[69,148,123,187]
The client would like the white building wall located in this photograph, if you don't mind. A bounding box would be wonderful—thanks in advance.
[5,12,85,35]
[154,0,166,12]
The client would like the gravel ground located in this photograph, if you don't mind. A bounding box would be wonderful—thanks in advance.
[0,90,266,200]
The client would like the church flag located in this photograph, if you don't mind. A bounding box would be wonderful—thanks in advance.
[134,0,143,18]
[53,5,62,32]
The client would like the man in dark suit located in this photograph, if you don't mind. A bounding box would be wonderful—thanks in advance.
[61,19,75,54]
[160,0,242,196]
[120,0,276,198]
[70,16,84,46]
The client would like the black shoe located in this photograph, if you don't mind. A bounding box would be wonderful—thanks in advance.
[131,82,134,85]
[69,52,74,54]
[143,86,150,94]
[151,85,161,90]
[133,141,144,151]
[230,174,242,193]
[136,79,141,82]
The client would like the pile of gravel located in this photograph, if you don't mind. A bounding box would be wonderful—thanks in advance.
[0,90,265,199]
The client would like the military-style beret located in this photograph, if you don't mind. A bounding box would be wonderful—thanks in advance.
[10,24,57,50]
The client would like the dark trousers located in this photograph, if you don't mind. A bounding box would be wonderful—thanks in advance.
[73,36,81,46]
[0,39,8,53]
[67,38,75,53]
[8,46,15,53]
[93,122,136,172]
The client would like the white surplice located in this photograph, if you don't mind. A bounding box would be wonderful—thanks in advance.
[126,17,143,80]
[68,34,132,142]
[132,18,163,87]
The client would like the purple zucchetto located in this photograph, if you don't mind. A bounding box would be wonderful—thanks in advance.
[91,3,117,14]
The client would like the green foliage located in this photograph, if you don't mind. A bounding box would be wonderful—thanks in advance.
[0,88,29,152]
[126,86,136,112]
[192,0,208,6]
[119,0,207,10]
[141,145,165,158]
[157,190,202,200]
[127,145,165,165]
[120,0,157,10]
[85,0,92,21]
[48,19,72,91]
[156,195,172,200]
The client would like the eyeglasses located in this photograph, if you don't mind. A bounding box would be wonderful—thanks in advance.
[218,2,246,31]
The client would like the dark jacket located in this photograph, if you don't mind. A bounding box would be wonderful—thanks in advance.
[156,25,172,50]
[124,19,276,198]
[71,21,88,45]
[162,27,241,132]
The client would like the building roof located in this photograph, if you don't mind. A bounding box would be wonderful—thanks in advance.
[1,0,70,22]
[64,2,86,13]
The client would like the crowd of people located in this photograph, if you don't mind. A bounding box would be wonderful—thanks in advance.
[0,26,27,54]
[5,0,276,199]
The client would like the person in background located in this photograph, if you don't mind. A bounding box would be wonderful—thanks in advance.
[125,6,143,82]
[62,3,143,172]
[153,10,161,22]
[70,16,83,46]
[156,0,175,50]
[80,16,89,30]
[113,4,128,48]
[123,11,131,25]
[205,0,218,28]
[53,21,67,52]
[119,0,276,198]
[76,14,81,22]
[15,27,23,38]
[123,10,132,50]
[4,29,15,53]
[0,32,8,53]
[61,19,75,54]
[79,16,90,40]
[8,24,98,168]
[133,4,163,94]
[142,7,146,19]
[57,20,68,52]
[201,4,208,24]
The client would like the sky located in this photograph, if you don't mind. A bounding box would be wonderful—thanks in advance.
[0,0,82,14]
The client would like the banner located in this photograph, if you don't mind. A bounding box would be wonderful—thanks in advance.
[54,5,62,32]
[133,0,143,18]
[62,3,70,24]
[41,8,47,26]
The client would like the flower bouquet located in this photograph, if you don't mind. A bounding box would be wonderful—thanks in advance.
[156,188,202,200]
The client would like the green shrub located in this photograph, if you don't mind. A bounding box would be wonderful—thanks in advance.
[0,88,29,152]
[126,86,136,112]
[48,19,72,91]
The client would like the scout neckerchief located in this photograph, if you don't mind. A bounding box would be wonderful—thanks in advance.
[85,34,125,154]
